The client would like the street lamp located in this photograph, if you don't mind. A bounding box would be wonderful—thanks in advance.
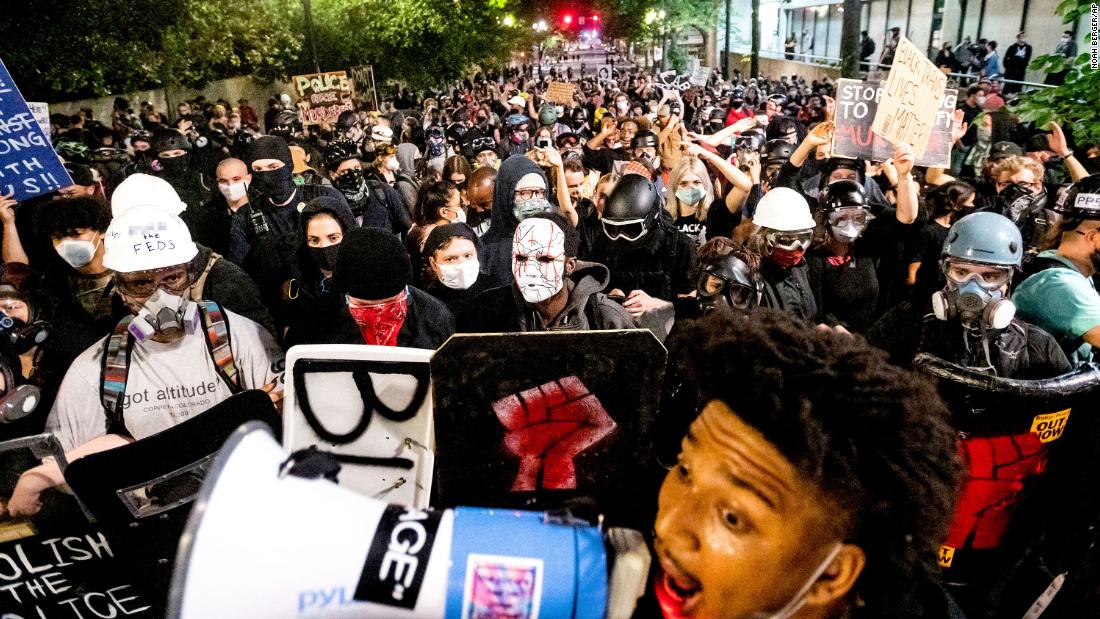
[502,14,515,27]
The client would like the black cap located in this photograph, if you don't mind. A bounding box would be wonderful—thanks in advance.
[990,141,1024,160]
[333,227,412,300]
[324,139,361,168]
[423,223,480,257]
[150,129,191,155]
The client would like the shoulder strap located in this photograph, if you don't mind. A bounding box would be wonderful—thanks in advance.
[101,315,136,432]
[189,252,221,301]
[198,300,242,393]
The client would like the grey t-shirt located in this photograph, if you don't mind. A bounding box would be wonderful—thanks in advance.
[46,309,284,452]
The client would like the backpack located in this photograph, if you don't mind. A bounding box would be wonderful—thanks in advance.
[100,300,241,434]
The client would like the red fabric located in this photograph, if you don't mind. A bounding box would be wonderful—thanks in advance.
[826,254,853,267]
[724,106,754,126]
[945,432,1048,550]
[769,248,806,269]
[347,289,408,346]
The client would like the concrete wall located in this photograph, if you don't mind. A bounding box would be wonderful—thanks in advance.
[728,51,843,82]
[48,75,294,126]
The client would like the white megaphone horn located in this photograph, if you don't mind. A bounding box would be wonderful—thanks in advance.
[169,423,651,619]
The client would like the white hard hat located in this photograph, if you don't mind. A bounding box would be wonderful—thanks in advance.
[370,125,393,144]
[111,173,187,218]
[753,187,816,231]
[103,205,198,273]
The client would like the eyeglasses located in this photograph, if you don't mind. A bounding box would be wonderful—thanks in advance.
[943,261,1012,288]
[115,266,192,298]
[764,230,814,252]
[514,188,546,201]
[602,218,649,242]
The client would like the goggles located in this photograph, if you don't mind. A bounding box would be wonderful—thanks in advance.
[764,229,813,252]
[826,207,874,227]
[698,271,756,308]
[115,265,193,298]
[470,136,496,152]
[942,260,1012,289]
[602,218,649,242]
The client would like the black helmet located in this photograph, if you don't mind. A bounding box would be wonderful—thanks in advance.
[602,175,661,243]
[820,179,867,212]
[604,174,660,222]
[336,110,360,129]
[698,252,762,310]
[150,129,191,155]
[570,107,588,125]
[446,122,468,146]
[817,157,866,190]
[463,134,497,159]
[270,110,301,137]
[763,139,794,163]
[1053,173,1100,219]
[730,87,746,103]
[735,130,765,152]
[632,129,659,150]
[323,138,360,168]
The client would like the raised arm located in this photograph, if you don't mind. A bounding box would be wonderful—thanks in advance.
[0,193,30,265]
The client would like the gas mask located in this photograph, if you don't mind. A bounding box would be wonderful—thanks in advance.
[931,263,1015,330]
[0,313,50,355]
[0,360,40,424]
[128,288,200,342]
[637,153,661,173]
[695,253,761,313]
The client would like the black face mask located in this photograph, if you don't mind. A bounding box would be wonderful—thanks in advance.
[308,243,341,272]
[465,206,489,231]
[251,164,295,202]
[334,168,366,196]
[159,153,190,177]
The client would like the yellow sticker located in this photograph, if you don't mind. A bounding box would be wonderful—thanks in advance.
[1031,409,1071,444]
[938,545,955,568]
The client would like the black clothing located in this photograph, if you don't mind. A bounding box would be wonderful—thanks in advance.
[582,144,629,175]
[907,221,951,297]
[760,259,819,322]
[343,180,412,233]
[807,251,880,332]
[287,286,455,350]
[477,157,550,285]
[584,223,696,301]
[424,274,497,318]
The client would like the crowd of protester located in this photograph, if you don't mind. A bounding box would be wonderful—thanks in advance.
[1,41,1099,618]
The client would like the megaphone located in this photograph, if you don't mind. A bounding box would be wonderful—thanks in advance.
[170,423,648,618]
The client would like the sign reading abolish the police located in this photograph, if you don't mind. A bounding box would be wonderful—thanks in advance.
[833,78,957,168]
[871,36,948,160]
[292,70,355,127]
[0,58,73,202]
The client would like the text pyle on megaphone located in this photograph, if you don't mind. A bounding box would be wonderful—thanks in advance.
[169,423,643,619]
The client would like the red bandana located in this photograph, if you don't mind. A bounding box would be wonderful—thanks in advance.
[347,289,408,346]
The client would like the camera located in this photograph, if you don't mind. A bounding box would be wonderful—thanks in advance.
[536,138,552,149]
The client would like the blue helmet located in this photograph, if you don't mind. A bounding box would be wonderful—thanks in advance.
[942,211,1023,267]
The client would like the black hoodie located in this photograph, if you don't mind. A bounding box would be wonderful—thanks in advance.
[476,156,549,286]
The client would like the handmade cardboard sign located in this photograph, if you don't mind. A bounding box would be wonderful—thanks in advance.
[0,57,73,201]
[870,36,949,159]
[689,66,711,87]
[292,70,355,126]
[833,78,957,168]
[349,64,379,111]
[544,82,576,105]
[431,330,665,528]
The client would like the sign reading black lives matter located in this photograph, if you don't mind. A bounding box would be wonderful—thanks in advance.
[832,78,957,168]
[0,57,73,202]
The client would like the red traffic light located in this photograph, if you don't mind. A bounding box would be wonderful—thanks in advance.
[592,14,599,22]
[563,14,573,24]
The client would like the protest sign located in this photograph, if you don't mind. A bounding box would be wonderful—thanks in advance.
[833,78,957,168]
[689,66,711,87]
[871,36,949,159]
[349,64,378,111]
[544,81,576,105]
[27,102,50,139]
[291,70,355,126]
[0,528,161,617]
[596,65,618,81]
[0,58,73,202]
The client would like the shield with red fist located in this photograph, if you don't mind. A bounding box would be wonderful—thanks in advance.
[431,330,665,527]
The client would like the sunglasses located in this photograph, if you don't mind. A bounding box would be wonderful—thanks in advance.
[602,218,649,242]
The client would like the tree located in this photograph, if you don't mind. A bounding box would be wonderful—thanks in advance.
[839,0,861,77]
[1012,0,1100,143]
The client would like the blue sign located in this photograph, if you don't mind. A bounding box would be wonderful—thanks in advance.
[0,57,72,202]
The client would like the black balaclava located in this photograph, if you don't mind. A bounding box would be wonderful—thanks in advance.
[248,136,296,204]
[297,196,358,282]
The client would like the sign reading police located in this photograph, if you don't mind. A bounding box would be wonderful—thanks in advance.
[292,71,355,127]
[0,57,73,202]
[832,78,957,168]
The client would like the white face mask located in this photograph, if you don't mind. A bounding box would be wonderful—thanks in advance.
[977,95,987,106]
[512,218,567,304]
[56,237,100,268]
[218,180,248,203]
[438,258,480,290]
[444,206,467,224]
[385,156,401,172]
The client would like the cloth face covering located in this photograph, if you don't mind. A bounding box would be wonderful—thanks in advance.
[512,218,567,304]
[251,165,295,202]
[347,289,408,346]
[675,187,705,205]
[438,258,480,290]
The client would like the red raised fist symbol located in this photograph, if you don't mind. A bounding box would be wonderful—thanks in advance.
[492,376,617,491]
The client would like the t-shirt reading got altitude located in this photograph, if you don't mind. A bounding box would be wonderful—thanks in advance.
[46,309,284,452]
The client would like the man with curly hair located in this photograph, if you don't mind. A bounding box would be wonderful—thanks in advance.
[653,308,963,619]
